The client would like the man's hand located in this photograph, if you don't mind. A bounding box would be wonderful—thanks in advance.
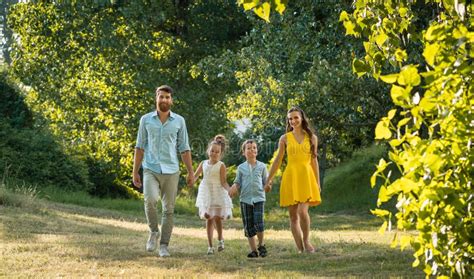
[132,172,142,188]
[186,172,195,187]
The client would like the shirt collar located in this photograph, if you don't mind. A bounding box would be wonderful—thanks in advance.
[152,110,176,121]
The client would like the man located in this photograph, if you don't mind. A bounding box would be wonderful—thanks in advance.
[133,85,194,257]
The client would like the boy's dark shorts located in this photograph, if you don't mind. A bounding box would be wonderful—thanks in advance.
[240,201,265,238]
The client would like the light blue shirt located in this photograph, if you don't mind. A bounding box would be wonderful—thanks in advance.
[135,110,190,174]
[234,161,268,204]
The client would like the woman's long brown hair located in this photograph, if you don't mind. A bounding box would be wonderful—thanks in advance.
[286,106,317,158]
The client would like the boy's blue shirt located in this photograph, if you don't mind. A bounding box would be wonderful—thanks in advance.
[135,110,190,174]
[234,160,268,204]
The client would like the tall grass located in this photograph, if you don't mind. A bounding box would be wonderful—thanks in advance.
[0,165,38,207]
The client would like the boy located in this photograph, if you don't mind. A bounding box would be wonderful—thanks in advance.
[229,139,269,258]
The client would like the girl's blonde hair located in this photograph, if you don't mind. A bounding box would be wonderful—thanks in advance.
[207,134,227,157]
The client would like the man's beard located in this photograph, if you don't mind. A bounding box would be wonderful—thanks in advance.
[158,103,170,112]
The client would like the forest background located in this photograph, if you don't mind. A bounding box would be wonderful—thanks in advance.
[0,0,472,277]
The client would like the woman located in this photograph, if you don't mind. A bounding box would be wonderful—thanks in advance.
[264,106,322,253]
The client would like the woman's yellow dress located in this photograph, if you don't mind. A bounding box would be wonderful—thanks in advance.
[280,132,322,207]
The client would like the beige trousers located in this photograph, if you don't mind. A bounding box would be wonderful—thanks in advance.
[143,169,179,245]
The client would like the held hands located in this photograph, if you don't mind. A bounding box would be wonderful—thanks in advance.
[186,172,195,187]
[264,180,273,193]
[228,185,238,198]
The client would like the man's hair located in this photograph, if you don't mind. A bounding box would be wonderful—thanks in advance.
[156,85,173,95]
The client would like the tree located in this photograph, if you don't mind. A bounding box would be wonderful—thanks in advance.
[198,1,391,169]
[0,0,17,64]
[239,0,473,277]
[7,1,251,197]
[340,1,473,277]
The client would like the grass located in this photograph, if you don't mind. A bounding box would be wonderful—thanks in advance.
[0,185,423,278]
[317,144,393,213]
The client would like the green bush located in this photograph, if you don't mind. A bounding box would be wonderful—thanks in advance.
[0,71,91,192]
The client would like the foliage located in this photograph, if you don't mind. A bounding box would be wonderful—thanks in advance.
[7,1,251,197]
[237,0,288,22]
[199,0,391,166]
[0,70,91,192]
[317,144,394,213]
[341,1,473,277]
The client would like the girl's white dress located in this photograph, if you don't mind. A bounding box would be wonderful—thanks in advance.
[195,160,233,219]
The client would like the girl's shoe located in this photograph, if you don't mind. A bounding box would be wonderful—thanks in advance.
[217,240,225,252]
[207,247,215,255]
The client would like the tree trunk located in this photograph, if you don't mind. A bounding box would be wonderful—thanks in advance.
[319,142,327,190]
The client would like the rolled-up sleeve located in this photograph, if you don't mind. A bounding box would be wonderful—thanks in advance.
[234,167,242,186]
[135,116,147,149]
[177,118,190,153]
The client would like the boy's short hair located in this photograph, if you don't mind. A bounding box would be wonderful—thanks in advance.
[156,85,173,95]
[241,139,257,153]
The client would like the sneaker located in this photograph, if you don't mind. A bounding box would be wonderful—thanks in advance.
[159,244,170,257]
[257,244,267,257]
[217,240,225,252]
[207,247,215,255]
[247,250,258,258]
[146,231,160,252]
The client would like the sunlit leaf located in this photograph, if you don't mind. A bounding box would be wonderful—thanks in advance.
[254,2,271,22]
[375,119,392,139]
[380,73,399,84]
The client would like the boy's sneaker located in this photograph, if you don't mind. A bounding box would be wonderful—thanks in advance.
[217,240,225,252]
[258,244,267,257]
[207,247,215,255]
[159,244,170,257]
[146,231,160,252]
[247,250,258,258]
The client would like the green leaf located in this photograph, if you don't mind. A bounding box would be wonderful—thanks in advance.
[380,73,399,84]
[395,48,407,62]
[254,2,271,22]
[399,7,408,17]
[274,0,287,15]
[352,58,370,77]
[240,0,259,10]
[375,119,392,139]
[400,235,412,250]
[375,32,388,47]
[387,109,397,120]
[389,138,403,147]
[397,65,420,86]
[425,24,444,41]
[370,173,377,187]
[343,20,357,36]
[423,43,439,67]
[390,85,408,106]
[371,209,390,217]
[378,221,388,234]
[339,11,349,22]
[397,117,411,128]
[378,186,389,205]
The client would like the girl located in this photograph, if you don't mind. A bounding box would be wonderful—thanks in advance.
[194,135,233,255]
[264,106,322,253]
